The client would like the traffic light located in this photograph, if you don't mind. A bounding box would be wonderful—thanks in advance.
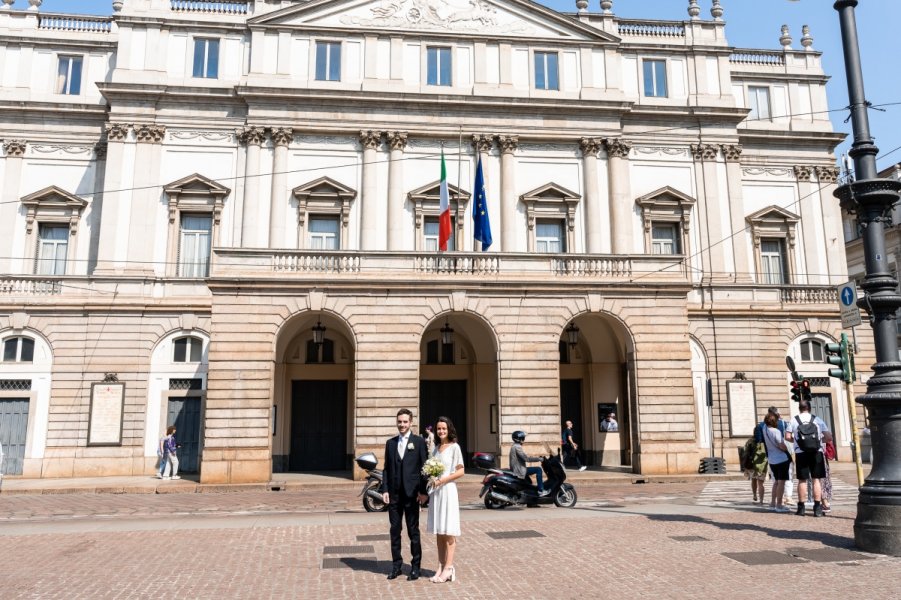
[790,376,811,403]
[800,378,812,402]
[825,333,855,384]
[790,378,802,403]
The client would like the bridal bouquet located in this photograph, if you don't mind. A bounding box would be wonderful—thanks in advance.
[422,457,446,494]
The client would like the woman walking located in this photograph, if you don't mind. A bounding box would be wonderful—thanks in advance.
[762,412,791,512]
[426,416,464,583]
[161,425,180,480]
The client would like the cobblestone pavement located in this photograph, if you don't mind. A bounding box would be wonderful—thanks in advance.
[1,474,897,599]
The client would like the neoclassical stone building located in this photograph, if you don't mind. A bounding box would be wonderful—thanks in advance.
[0,0,859,483]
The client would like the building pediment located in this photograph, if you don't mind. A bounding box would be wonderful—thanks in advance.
[163,173,231,198]
[746,205,799,225]
[21,186,88,212]
[249,0,619,43]
[408,180,470,202]
[636,186,696,209]
[292,176,357,200]
[520,182,581,204]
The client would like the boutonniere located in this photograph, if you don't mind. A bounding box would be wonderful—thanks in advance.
[407,442,415,451]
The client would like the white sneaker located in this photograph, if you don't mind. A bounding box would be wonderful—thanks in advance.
[579,466,587,472]
[162,476,170,480]
[539,490,550,497]
[171,475,181,480]
[155,474,163,479]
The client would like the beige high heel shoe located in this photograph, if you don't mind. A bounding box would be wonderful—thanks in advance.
[429,564,443,583]
[434,566,456,583]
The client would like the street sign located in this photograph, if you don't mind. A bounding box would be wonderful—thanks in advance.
[837,281,862,328]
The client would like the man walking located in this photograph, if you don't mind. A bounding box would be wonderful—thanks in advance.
[787,400,832,517]
[380,408,428,580]
[562,420,587,471]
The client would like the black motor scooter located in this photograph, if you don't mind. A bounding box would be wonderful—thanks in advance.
[355,452,387,512]
[476,450,578,509]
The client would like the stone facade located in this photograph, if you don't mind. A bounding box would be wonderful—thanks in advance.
[0,1,854,482]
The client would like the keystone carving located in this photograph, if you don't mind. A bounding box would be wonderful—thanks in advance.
[2,139,26,157]
[720,144,742,162]
[471,134,493,154]
[270,127,294,147]
[579,137,602,158]
[794,165,813,182]
[386,131,408,151]
[359,130,382,150]
[690,143,719,161]
[495,135,519,154]
[134,124,166,144]
[603,137,632,159]
[237,126,267,146]
[105,123,130,142]
[815,166,840,183]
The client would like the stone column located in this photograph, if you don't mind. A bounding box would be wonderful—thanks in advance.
[721,144,752,282]
[87,142,108,274]
[794,165,822,284]
[95,123,129,273]
[691,143,727,283]
[128,124,166,275]
[268,127,293,249]
[496,135,518,252]
[0,140,26,273]
[238,126,266,248]
[580,137,603,254]
[385,131,407,251]
[359,130,381,250]
[815,166,844,280]
[471,134,493,252]
[603,137,633,254]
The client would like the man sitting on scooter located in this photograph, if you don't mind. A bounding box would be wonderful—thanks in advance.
[509,431,549,496]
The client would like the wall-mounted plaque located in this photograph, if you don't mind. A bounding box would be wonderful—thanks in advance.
[88,381,125,446]
[726,380,756,437]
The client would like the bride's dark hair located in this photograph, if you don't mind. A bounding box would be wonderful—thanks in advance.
[436,416,458,443]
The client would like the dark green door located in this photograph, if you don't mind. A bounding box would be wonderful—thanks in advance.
[290,380,348,471]
[810,393,835,434]
[420,380,467,465]
[167,397,202,473]
[0,398,29,476]
[560,379,583,465]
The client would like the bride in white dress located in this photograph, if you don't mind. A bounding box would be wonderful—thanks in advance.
[426,416,464,583]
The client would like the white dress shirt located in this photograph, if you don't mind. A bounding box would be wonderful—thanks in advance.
[397,433,410,459]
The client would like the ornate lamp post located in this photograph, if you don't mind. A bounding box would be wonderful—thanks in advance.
[832,0,901,556]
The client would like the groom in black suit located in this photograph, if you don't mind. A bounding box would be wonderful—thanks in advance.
[380,408,428,580]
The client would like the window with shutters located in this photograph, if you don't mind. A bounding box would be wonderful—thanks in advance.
[746,206,799,285]
[163,173,229,277]
[20,186,87,276]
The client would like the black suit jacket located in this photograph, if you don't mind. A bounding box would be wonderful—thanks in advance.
[379,434,428,498]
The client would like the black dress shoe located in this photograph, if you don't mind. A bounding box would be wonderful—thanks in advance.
[407,570,421,581]
[387,569,402,580]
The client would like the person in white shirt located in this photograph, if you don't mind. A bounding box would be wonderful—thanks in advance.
[600,413,618,432]
[786,400,833,517]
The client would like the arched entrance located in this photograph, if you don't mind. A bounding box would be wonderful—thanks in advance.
[559,314,634,468]
[690,337,711,450]
[419,313,498,465]
[273,313,355,472]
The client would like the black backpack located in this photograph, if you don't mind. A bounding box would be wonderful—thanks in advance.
[795,415,821,452]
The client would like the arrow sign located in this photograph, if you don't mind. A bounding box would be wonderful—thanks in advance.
[837,281,862,328]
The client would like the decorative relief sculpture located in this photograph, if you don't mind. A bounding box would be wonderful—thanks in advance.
[237,126,267,146]
[31,145,92,155]
[815,166,840,183]
[603,137,631,159]
[386,131,408,151]
[720,144,742,162]
[470,134,493,154]
[134,124,166,143]
[170,130,234,142]
[298,135,356,146]
[793,165,813,182]
[106,123,130,142]
[742,167,794,178]
[579,137,602,158]
[359,130,382,150]
[340,0,532,35]
[2,139,26,157]
[519,143,577,154]
[94,142,107,160]
[495,135,519,154]
[635,146,689,157]
[689,143,718,161]
[270,127,294,147]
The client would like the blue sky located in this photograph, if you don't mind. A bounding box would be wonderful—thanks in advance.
[38,0,901,170]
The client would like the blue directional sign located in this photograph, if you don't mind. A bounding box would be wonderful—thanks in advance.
[837,281,862,328]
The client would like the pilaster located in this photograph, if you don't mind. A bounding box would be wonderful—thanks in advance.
[359,130,382,250]
[128,125,166,275]
[604,137,632,254]
[269,127,293,249]
[95,123,131,274]
[794,164,823,284]
[815,166,845,279]
[1,139,26,273]
[580,137,603,253]
[239,126,267,248]
[721,144,753,282]
[386,131,407,251]
[496,135,519,252]
[690,143,729,283]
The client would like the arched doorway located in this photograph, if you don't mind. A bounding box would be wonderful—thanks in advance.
[273,313,355,472]
[419,313,497,465]
[559,314,633,468]
[690,337,711,450]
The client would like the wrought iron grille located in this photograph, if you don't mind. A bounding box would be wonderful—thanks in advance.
[0,379,32,391]
[169,378,203,391]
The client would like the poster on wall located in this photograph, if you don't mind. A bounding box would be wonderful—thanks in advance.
[88,381,126,446]
[726,380,756,437]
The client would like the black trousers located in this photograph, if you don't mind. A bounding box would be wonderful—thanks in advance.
[564,444,582,468]
[388,491,422,570]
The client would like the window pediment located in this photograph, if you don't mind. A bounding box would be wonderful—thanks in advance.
[746,205,800,227]
[409,180,470,234]
[520,182,580,232]
[164,173,231,224]
[292,176,357,203]
[293,177,357,247]
[636,186,696,231]
[21,186,88,235]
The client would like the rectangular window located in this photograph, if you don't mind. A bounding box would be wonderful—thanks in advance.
[178,214,212,278]
[315,41,341,82]
[534,51,559,91]
[35,224,68,275]
[651,224,679,255]
[749,86,771,120]
[427,47,452,87]
[56,56,83,95]
[424,217,455,251]
[309,216,340,250]
[536,220,564,253]
[192,38,220,79]
[760,239,787,284]
[642,59,667,98]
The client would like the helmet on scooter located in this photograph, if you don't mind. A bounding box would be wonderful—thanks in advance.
[512,430,526,443]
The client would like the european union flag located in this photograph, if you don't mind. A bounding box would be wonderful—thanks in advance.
[472,157,492,251]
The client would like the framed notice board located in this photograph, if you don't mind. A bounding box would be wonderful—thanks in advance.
[726,380,756,437]
[88,381,125,446]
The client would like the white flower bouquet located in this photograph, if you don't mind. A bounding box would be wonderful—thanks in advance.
[422,456,446,493]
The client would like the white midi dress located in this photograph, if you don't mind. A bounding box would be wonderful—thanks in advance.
[426,443,463,537]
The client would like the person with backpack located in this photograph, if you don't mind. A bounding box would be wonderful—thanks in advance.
[787,400,832,516]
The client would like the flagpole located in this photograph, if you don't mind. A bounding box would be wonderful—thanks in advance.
[457,126,463,252]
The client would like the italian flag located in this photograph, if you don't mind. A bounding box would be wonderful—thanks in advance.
[438,150,452,251]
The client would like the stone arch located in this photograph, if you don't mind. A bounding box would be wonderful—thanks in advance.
[689,335,711,450]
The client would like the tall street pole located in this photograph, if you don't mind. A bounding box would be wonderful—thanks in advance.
[833,0,901,556]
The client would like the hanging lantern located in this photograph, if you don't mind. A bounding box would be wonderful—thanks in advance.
[440,320,454,345]
[565,322,580,348]
[312,320,326,346]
